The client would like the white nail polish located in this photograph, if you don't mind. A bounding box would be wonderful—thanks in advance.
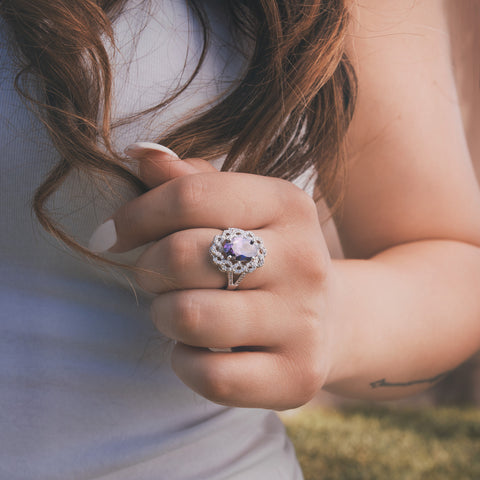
[88,219,117,253]
[124,142,179,159]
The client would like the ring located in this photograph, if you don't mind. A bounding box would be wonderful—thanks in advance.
[209,228,267,290]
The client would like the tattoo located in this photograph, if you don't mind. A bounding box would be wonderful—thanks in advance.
[370,371,450,389]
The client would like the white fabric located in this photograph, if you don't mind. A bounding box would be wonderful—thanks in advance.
[0,2,304,478]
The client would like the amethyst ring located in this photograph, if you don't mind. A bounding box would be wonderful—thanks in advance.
[209,228,267,290]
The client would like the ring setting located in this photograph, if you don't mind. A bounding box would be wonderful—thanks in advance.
[209,228,267,290]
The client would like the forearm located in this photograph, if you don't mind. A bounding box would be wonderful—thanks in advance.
[323,239,480,400]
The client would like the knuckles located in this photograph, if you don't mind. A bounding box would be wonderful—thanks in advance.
[134,232,200,293]
[295,360,326,405]
[280,180,319,225]
[274,183,330,287]
[299,248,329,289]
[172,174,208,215]
[170,346,235,406]
[278,351,326,410]
[195,364,235,406]
[279,235,330,291]
[150,292,204,344]
[169,292,203,342]
[164,232,199,277]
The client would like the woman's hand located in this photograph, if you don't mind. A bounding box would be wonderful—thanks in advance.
[91,144,337,410]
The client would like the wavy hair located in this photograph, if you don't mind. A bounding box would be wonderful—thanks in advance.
[0,0,356,264]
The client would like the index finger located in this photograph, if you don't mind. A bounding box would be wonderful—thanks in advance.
[93,172,304,253]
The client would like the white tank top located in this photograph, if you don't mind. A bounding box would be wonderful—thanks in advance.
[0,1,304,478]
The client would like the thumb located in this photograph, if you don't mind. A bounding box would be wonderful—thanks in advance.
[125,142,217,188]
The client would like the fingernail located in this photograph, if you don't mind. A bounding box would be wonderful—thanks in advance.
[88,219,117,253]
[125,142,179,159]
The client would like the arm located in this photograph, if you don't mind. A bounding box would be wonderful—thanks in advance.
[322,0,480,399]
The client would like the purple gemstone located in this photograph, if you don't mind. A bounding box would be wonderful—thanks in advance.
[223,236,259,261]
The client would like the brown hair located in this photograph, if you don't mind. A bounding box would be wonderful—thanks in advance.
[0,0,355,264]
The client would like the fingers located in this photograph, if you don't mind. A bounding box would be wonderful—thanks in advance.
[89,142,315,254]
[150,289,287,349]
[135,228,281,292]
[108,172,300,253]
[171,344,317,410]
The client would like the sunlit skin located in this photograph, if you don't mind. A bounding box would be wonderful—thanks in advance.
[96,0,480,410]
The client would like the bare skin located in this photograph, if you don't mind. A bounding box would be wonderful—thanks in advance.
[90,0,480,409]
[447,0,480,178]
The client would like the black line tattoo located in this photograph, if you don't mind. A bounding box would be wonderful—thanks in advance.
[370,371,450,389]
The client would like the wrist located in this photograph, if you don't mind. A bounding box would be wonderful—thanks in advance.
[318,258,358,390]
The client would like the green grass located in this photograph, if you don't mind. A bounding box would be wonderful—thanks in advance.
[283,405,480,480]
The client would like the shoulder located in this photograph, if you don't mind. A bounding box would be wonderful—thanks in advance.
[332,0,480,258]
[344,0,453,166]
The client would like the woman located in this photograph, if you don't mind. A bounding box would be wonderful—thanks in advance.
[1,0,479,478]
